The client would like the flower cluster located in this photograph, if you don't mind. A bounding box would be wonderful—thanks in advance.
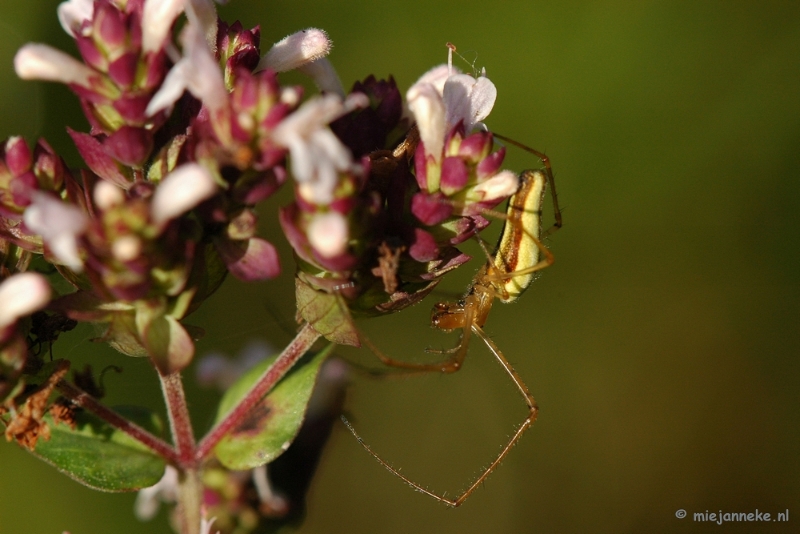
[0,0,526,531]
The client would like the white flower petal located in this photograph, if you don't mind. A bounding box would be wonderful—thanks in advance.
[57,0,94,37]
[470,169,519,202]
[412,64,460,96]
[0,273,51,329]
[24,192,89,271]
[343,92,369,112]
[314,129,351,171]
[142,0,186,53]
[151,163,218,226]
[145,61,191,116]
[468,76,497,127]
[181,23,228,114]
[273,94,365,204]
[297,57,344,97]
[111,235,143,262]
[443,74,497,133]
[14,44,96,88]
[145,22,227,119]
[200,515,219,534]
[185,0,219,50]
[258,28,332,73]
[280,86,302,107]
[308,211,348,258]
[407,82,445,161]
[135,466,179,521]
[442,74,473,130]
[93,180,125,211]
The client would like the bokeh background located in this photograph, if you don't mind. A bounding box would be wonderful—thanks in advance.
[0,1,799,533]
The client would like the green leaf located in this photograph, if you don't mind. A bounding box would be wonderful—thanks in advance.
[30,405,166,492]
[213,344,334,470]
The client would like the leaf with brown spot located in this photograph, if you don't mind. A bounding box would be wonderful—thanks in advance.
[212,344,334,470]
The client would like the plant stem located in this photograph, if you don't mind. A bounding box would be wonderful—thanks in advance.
[158,370,200,534]
[56,379,180,464]
[175,467,202,534]
[159,371,196,465]
[194,322,321,460]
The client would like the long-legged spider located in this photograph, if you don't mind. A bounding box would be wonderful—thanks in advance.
[343,140,562,506]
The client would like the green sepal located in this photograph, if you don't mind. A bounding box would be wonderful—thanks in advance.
[135,301,194,373]
[295,277,359,347]
[146,134,186,183]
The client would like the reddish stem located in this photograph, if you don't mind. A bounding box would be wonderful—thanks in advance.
[159,371,196,467]
[194,322,321,461]
[56,379,180,465]
[158,371,201,534]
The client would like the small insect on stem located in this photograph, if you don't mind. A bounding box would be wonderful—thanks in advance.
[346,141,561,507]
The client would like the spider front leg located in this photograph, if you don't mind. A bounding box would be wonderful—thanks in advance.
[493,132,562,238]
[360,299,477,374]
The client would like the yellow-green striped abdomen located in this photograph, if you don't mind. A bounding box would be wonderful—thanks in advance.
[492,170,547,302]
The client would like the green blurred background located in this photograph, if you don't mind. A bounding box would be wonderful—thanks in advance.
[1,1,799,533]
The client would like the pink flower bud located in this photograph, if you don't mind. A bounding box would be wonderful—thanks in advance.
[103,126,153,167]
[457,131,493,163]
[476,146,505,180]
[4,137,31,177]
[408,228,439,262]
[94,2,127,49]
[439,156,469,196]
[108,52,140,88]
[411,191,452,226]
